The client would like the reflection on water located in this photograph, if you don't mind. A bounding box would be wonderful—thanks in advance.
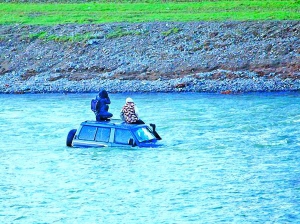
[0,92,300,223]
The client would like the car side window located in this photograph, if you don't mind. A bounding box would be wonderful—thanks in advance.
[114,129,133,144]
[78,126,97,141]
[95,127,111,142]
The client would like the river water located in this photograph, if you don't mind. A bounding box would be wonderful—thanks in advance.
[1,92,300,223]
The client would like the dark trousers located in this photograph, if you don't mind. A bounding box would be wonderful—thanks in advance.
[132,119,145,124]
[96,112,113,121]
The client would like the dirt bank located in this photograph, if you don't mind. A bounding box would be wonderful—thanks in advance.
[0,21,299,93]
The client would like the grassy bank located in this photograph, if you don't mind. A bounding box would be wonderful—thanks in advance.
[0,1,299,25]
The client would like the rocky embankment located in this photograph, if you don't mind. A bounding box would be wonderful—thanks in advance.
[0,21,299,94]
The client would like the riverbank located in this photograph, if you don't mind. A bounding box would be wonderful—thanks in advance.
[0,21,299,94]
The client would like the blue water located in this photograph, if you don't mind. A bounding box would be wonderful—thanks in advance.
[0,92,300,223]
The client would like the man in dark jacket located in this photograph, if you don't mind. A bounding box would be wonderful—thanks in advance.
[95,89,113,121]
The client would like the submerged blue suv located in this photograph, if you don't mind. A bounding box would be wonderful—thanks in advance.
[66,119,162,148]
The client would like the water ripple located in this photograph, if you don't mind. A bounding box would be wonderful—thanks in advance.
[0,92,300,223]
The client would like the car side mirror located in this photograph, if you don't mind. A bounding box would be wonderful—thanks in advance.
[128,138,136,147]
[149,123,162,140]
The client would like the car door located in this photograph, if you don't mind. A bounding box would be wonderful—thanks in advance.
[95,126,111,146]
[73,125,111,147]
[112,128,135,147]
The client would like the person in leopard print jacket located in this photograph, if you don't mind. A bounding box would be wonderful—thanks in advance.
[120,97,144,124]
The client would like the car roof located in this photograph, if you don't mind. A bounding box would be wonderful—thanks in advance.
[80,119,147,129]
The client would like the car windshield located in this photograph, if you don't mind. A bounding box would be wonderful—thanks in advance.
[133,127,156,142]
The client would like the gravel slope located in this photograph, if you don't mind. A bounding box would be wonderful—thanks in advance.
[0,21,299,93]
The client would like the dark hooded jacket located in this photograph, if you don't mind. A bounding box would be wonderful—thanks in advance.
[95,89,113,120]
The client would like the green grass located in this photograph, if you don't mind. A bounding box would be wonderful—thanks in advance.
[106,26,144,38]
[27,31,96,41]
[0,1,299,25]
[23,26,145,42]
[162,27,181,36]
